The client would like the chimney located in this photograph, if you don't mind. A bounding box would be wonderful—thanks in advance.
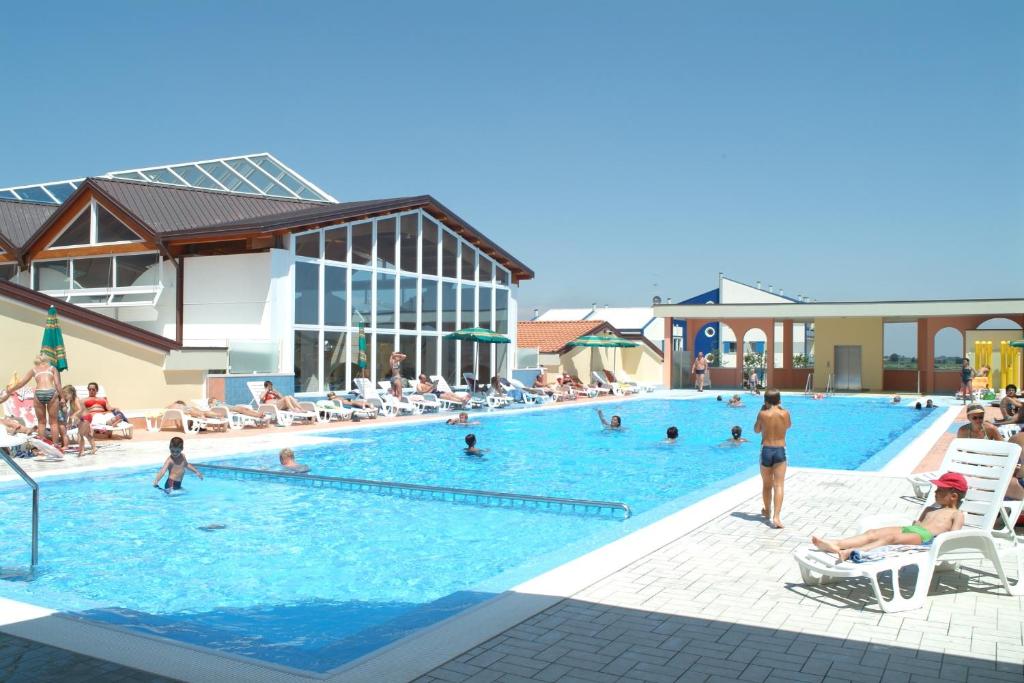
[532,308,539,319]
[652,295,662,305]
[779,289,784,297]
[768,285,774,293]
[756,281,762,290]
[591,302,597,311]
[666,297,673,304]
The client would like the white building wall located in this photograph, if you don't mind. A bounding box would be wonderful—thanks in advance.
[182,252,275,349]
[269,248,295,374]
[719,277,796,304]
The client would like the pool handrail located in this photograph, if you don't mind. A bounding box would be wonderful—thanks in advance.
[195,463,632,519]
[0,445,39,567]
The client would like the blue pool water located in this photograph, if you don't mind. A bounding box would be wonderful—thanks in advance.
[0,396,939,672]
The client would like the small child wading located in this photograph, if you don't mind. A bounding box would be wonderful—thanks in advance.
[152,437,204,490]
[811,472,967,561]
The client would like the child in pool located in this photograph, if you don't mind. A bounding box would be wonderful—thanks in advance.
[811,472,966,561]
[152,437,203,490]
[279,448,310,473]
[464,433,486,456]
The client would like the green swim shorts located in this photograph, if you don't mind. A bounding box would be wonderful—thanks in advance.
[900,524,933,544]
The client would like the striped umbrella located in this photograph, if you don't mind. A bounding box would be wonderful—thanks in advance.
[40,306,68,372]
[444,328,511,384]
[357,324,367,378]
[566,334,638,374]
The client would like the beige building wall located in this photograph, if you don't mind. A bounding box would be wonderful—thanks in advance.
[812,317,884,391]
[542,345,663,386]
[0,298,206,409]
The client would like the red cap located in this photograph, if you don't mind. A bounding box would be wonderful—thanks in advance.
[931,471,968,494]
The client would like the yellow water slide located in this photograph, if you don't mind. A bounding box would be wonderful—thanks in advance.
[1001,341,1021,391]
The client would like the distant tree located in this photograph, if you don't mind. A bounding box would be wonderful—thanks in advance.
[888,353,900,363]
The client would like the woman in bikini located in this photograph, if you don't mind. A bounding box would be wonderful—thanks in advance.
[61,385,96,455]
[1,355,62,445]
[389,352,407,397]
[956,404,1003,441]
[260,381,304,412]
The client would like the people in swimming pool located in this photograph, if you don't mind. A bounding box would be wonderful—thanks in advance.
[463,433,486,456]
[2,354,62,446]
[447,412,479,426]
[811,472,966,561]
[891,395,902,404]
[754,389,791,529]
[728,394,743,407]
[721,425,749,446]
[925,399,935,409]
[597,409,622,430]
[152,437,203,491]
[279,448,310,473]
[914,402,922,410]
[665,426,679,444]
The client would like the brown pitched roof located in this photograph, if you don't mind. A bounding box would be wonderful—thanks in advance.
[0,279,180,351]
[517,320,611,353]
[0,198,59,253]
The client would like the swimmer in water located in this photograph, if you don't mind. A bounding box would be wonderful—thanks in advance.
[152,437,203,491]
[279,448,310,473]
[464,433,486,456]
[721,425,749,446]
[597,409,622,430]
[665,426,679,444]
[728,394,743,407]
[446,411,479,426]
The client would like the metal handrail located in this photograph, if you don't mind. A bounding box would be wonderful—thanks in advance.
[196,463,632,519]
[803,374,813,394]
[0,447,39,567]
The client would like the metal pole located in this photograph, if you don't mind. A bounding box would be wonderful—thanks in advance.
[0,446,39,567]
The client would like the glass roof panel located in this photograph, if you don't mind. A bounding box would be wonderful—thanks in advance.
[0,190,17,200]
[44,183,77,202]
[199,162,258,194]
[251,155,328,200]
[111,171,146,181]
[142,169,186,186]
[170,165,221,189]
[13,186,56,203]
[225,158,290,195]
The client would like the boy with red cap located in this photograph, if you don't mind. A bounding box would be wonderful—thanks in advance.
[811,472,967,561]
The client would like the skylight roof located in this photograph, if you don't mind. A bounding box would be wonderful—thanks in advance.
[0,153,335,205]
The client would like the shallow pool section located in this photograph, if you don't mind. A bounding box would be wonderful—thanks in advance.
[0,396,939,672]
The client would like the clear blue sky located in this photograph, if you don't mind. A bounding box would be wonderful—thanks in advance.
[2,1,1021,337]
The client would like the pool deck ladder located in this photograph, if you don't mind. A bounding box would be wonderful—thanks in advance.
[0,447,39,567]
[196,463,632,519]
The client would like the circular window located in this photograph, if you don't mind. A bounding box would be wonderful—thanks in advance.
[704,326,716,339]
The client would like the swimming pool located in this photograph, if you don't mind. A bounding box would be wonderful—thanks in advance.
[0,395,941,673]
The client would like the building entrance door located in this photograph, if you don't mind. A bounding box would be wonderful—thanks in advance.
[834,345,862,391]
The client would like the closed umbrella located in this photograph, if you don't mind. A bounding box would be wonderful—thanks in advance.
[444,327,511,385]
[40,306,68,372]
[566,334,639,375]
[357,324,367,379]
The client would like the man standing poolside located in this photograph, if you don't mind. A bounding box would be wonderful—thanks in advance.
[691,352,708,392]
[754,389,791,529]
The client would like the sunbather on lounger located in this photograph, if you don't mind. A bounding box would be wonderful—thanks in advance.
[811,472,966,561]
[260,381,304,412]
[957,404,1003,440]
[417,375,469,406]
[1,416,31,436]
[995,385,1024,425]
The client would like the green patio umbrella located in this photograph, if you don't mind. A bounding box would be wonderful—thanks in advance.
[40,306,68,372]
[444,327,511,386]
[566,334,639,375]
[357,323,367,379]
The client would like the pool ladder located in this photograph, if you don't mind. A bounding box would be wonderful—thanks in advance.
[196,463,632,519]
[0,447,39,567]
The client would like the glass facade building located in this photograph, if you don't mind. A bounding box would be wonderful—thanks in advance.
[292,209,513,393]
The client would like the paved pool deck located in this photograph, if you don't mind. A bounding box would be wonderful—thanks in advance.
[1,392,1020,682]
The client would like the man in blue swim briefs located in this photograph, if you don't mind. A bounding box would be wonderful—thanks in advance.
[754,389,791,529]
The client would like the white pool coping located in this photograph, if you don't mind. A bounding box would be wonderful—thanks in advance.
[0,390,953,682]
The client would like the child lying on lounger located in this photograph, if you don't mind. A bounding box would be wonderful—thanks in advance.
[811,472,966,561]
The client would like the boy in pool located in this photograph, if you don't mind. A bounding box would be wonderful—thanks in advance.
[279,448,310,473]
[721,425,749,446]
[447,412,479,426]
[464,433,486,456]
[665,426,679,444]
[597,409,622,430]
[152,437,203,490]
[811,472,966,561]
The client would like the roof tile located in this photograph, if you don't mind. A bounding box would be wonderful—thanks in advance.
[517,320,609,353]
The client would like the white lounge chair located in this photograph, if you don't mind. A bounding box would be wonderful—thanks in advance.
[191,399,270,430]
[794,438,1024,613]
[592,371,629,396]
[245,381,318,426]
[508,378,549,404]
[159,407,229,434]
[432,376,482,409]
[616,370,657,393]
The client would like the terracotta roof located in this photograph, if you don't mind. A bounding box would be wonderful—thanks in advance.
[517,320,610,353]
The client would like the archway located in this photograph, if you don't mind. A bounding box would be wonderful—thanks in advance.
[742,328,768,388]
[933,327,963,369]
[716,322,737,368]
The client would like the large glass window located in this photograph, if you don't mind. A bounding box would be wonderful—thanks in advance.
[399,335,417,380]
[0,263,17,281]
[461,283,475,329]
[324,331,348,391]
[399,276,417,330]
[96,205,140,243]
[295,232,320,258]
[72,257,113,289]
[294,330,320,393]
[351,222,373,266]
[377,274,396,329]
[351,269,373,326]
[116,254,159,287]
[494,289,509,334]
[376,218,397,270]
[422,335,438,379]
[442,231,458,278]
[51,203,142,248]
[33,260,69,290]
[461,244,476,282]
[421,279,438,331]
[325,225,348,262]
[479,286,493,330]
[497,267,510,286]
[441,337,458,385]
[52,210,91,248]
[478,345,492,385]
[479,257,492,283]
[441,281,458,332]
[375,333,396,382]
[324,265,347,326]
[422,216,439,276]
[294,261,319,325]
[399,214,418,273]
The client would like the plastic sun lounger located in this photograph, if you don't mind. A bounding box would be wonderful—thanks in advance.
[244,381,318,426]
[614,370,657,392]
[190,399,271,430]
[793,438,1024,613]
[431,376,482,409]
[508,378,549,404]
[159,407,229,434]
[592,371,629,396]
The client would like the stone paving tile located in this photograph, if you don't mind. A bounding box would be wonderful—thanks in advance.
[423,471,1023,683]
[0,632,180,682]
